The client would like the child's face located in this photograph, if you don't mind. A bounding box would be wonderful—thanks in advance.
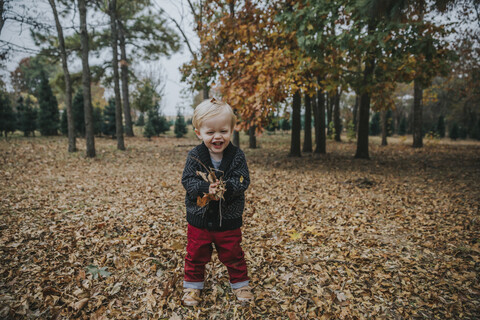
[195,111,233,159]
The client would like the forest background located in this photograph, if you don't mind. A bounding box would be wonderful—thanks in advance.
[0,0,479,319]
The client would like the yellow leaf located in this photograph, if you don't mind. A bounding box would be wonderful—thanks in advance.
[289,231,302,240]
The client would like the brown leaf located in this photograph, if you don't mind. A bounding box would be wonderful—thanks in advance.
[74,298,89,311]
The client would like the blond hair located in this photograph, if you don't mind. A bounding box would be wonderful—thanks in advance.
[192,98,236,130]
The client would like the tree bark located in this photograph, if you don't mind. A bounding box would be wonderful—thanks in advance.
[118,20,133,137]
[353,93,359,134]
[203,84,209,99]
[233,130,239,147]
[0,1,6,34]
[248,126,256,149]
[412,78,423,148]
[315,87,326,154]
[381,110,388,146]
[109,0,125,150]
[290,90,301,157]
[334,88,341,142]
[78,0,95,158]
[303,93,312,152]
[48,0,76,152]
[312,89,319,145]
[326,93,332,136]
[355,54,375,159]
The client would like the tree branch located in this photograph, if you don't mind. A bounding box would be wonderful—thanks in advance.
[170,16,196,58]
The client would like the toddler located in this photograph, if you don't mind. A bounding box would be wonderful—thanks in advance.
[181,98,253,306]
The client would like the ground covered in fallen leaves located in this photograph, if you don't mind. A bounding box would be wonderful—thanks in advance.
[1,133,479,319]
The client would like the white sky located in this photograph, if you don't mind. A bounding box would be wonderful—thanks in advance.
[0,0,197,116]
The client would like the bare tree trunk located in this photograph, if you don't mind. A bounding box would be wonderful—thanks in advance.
[381,110,388,146]
[48,0,76,152]
[312,89,319,146]
[315,86,326,154]
[109,0,125,150]
[334,88,341,142]
[233,130,239,147]
[290,90,301,157]
[1,1,7,38]
[355,54,375,159]
[248,126,256,149]
[203,84,209,99]
[412,79,423,148]
[326,93,332,136]
[118,20,133,137]
[303,93,312,152]
[78,0,95,158]
[353,93,359,135]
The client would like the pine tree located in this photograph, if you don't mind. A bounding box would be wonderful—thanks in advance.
[369,112,381,136]
[437,115,445,138]
[37,71,59,136]
[281,117,291,131]
[0,90,16,137]
[93,106,103,136]
[147,107,169,135]
[72,89,85,137]
[398,116,407,136]
[143,115,156,140]
[17,96,37,137]
[458,125,468,139]
[449,123,459,140]
[102,98,116,138]
[136,113,145,126]
[174,112,188,138]
[472,119,480,141]
[60,109,68,135]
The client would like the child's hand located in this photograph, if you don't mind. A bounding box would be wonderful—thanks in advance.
[209,181,219,194]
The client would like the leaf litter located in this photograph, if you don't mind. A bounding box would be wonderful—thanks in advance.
[0,135,479,319]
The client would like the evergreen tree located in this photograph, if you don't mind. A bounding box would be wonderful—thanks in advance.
[18,97,38,137]
[437,115,445,138]
[72,89,85,137]
[136,113,145,126]
[386,109,394,136]
[281,118,291,131]
[60,109,68,135]
[0,90,16,137]
[449,122,459,140]
[174,112,188,138]
[156,114,170,134]
[472,119,480,141]
[369,112,381,136]
[37,71,59,136]
[458,125,468,139]
[102,98,116,138]
[93,106,103,136]
[398,116,407,136]
[147,107,169,135]
[143,115,156,140]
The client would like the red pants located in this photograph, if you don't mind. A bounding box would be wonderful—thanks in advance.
[184,224,249,287]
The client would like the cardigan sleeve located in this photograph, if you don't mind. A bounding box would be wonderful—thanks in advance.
[223,149,250,199]
[181,150,211,201]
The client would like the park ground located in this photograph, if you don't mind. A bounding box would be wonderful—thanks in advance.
[0,131,479,319]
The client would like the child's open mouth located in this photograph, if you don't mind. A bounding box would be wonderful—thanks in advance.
[212,141,223,149]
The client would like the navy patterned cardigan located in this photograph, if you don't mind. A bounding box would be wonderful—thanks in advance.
[181,142,250,231]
